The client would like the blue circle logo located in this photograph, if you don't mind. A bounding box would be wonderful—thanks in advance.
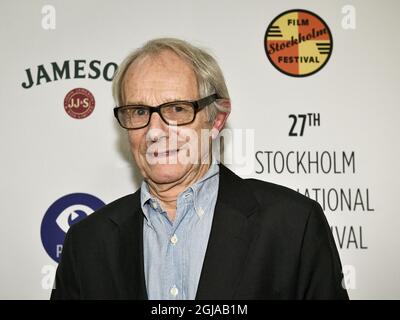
[40,193,105,263]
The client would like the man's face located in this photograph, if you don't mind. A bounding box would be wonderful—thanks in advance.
[122,50,212,185]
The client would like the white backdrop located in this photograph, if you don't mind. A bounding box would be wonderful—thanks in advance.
[1,0,399,299]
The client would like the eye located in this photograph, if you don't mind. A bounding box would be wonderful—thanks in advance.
[167,104,191,113]
[56,204,91,233]
[133,107,148,116]
[172,105,184,112]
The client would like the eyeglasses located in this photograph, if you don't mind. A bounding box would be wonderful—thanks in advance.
[113,94,219,130]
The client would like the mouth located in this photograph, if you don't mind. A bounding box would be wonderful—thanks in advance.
[147,149,181,158]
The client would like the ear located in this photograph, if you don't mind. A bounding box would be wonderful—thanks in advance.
[211,99,231,140]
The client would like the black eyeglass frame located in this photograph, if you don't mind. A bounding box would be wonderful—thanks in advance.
[113,93,219,130]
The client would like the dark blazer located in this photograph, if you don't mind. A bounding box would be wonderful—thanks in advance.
[51,164,348,300]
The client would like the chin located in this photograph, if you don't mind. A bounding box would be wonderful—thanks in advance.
[146,163,189,184]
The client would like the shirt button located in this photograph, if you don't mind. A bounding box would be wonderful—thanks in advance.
[170,286,179,297]
[197,207,205,217]
[170,234,178,245]
[151,201,158,209]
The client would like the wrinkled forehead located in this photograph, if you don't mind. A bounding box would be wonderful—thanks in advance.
[122,51,199,105]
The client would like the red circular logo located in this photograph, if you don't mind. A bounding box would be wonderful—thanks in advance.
[64,88,95,119]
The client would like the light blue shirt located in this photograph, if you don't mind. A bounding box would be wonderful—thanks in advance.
[141,163,219,300]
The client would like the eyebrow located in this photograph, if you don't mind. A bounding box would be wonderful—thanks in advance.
[125,101,147,105]
[125,97,192,106]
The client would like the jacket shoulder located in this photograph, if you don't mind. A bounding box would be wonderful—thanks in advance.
[243,177,321,222]
[246,178,314,207]
[219,164,320,220]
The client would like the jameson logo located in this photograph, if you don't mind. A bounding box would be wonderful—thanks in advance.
[64,88,95,119]
[21,60,118,89]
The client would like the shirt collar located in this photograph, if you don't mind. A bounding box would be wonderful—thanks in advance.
[140,161,220,222]
[190,162,219,218]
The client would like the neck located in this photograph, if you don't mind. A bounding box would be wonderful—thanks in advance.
[146,162,211,221]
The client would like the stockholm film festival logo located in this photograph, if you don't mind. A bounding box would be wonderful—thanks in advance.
[264,9,333,77]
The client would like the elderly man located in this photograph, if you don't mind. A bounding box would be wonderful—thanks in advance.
[51,38,348,300]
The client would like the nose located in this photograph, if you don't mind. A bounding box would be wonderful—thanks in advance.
[146,111,168,143]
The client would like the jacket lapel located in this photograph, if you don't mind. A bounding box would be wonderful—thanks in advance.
[196,164,260,299]
[107,192,148,299]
